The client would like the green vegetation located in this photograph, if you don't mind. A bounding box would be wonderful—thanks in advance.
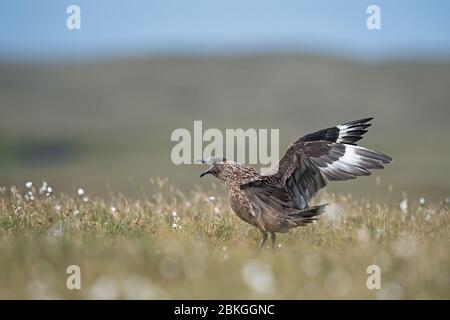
[1,54,449,299]
[0,178,448,299]
[1,55,450,199]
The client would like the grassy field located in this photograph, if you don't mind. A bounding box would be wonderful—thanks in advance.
[1,54,449,299]
[0,178,448,299]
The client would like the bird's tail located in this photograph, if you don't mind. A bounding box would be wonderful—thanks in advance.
[290,204,327,226]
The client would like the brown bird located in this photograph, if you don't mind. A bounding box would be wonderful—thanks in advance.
[199,118,391,250]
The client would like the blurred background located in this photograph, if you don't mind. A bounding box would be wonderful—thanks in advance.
[1,0,449,199]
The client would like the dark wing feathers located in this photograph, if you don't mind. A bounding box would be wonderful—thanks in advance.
[258,118,392,209]
[268,141,391,209]
[297,117,373,145]
[239,118,391,224]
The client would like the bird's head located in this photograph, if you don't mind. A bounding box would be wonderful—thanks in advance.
[198,157,250,182]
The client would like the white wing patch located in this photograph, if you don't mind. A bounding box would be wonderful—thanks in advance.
[337,123,358,144]
[320,145,388,180]
[334,118,372,145]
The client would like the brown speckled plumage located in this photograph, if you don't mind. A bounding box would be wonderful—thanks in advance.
[200,118,391,250]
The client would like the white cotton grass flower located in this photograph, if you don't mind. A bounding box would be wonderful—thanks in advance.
[171,211,180,223]
[25,181,33,189]
[110,206,118,214]
[10,185,18,195]
[375,227,385,240]
[375,176,381,187]
[419,197,426,206]
[39,181,48,195]
[25,190,35,201]
[121,276,161,299]
[46,186,53,197]
[207,196,216,203]
[87,277,120,300]
[219,247,228,261]
[400,199,408,214]
[171,214,182,230]
[323,202,343,223]
[425,208,435,221]
[87,276,164,300]
[76,188,89,202]
[48,222,64,239]
[242,260,275,295]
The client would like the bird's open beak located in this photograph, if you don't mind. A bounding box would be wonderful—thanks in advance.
[197,159,211,177]
[199,168,211,178]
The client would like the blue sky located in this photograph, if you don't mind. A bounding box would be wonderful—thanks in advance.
[1,0,449,62]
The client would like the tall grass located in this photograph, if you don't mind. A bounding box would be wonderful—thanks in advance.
[0,178,448,299]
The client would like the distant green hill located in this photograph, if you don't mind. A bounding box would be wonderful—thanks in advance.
[1,55,449,199]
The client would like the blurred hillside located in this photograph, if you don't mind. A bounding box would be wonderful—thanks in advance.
[1,54,449,199]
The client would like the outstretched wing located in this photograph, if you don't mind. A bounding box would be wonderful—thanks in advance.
[296,117,373,145]
[265,118,391,209]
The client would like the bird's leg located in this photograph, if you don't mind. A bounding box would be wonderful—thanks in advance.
[270,232,276,249]
[258,231,268,252]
